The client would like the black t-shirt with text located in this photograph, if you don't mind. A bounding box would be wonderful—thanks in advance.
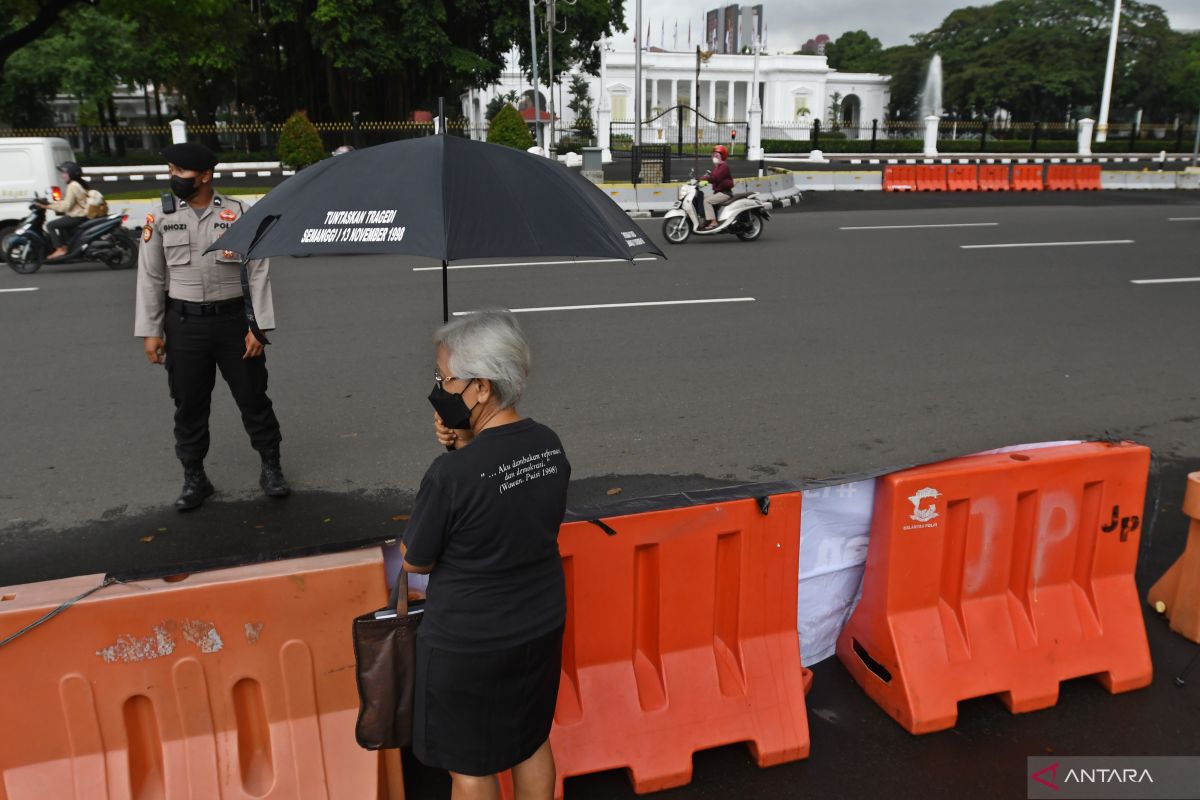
[403,418,571,652]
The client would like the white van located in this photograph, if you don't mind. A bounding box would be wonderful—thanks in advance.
[0,137,77,242]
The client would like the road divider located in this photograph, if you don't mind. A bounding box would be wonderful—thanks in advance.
[1148,471,1200,644]
[838,441,1152,734]
[0,550,391,799]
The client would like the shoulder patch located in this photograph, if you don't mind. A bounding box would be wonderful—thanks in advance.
[219,208,237,221]
[144,212,155,225]
[142,224,153,242]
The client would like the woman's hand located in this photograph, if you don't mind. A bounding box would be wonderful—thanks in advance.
[433,412,474,449]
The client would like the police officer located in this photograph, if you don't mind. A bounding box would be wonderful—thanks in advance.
[135,142,289,511]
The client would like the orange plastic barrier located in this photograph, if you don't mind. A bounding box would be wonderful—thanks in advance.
[1011,164,1045,191]
[1074,164,1102,190]
[947,165,978,191]
[546,494,810,796]
[883,165,917,191]
[916,165,948,191]
[1045,164,1076,190]
[837,441,1152,734]
[0,550,393,800]
[1148,471,1200,643]
[978,165,1011,191]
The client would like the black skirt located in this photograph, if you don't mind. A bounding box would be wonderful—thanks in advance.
[412,625,564,776]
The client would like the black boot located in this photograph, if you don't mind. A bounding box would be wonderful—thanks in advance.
[259,448,291,498]
[176,462,215,512]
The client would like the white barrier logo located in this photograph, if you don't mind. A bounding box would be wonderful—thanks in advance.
[907,487,941,524]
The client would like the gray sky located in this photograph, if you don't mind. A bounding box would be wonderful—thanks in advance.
[610,1,1200,52]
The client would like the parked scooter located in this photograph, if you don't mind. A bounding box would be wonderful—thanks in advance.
[2,197,137,274]
[661,176,772,244]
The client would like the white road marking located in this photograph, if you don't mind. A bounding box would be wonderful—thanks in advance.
[413,256,658,272]
[130,175,144,181]
[841,222,999,231]
[1131,277,1200,285]
[0,287,38,294]
[454,297,755,315]
[256,171,272,177]
[1168,217,1200,221]
[961,239,1134,250]
[232,171,247,178]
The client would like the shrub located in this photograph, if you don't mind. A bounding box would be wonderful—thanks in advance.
[487,104,534,150]
[277,111,326,169]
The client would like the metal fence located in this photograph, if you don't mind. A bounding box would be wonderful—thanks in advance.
[0,120,471,163]
[759,119,1200,154]
[610,106,749,159]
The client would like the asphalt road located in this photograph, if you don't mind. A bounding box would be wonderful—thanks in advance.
[2,191,1200,584]
[3,190,1200,799]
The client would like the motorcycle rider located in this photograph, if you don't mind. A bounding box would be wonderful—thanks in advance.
[700,145,734,230]
[36,161,89,259]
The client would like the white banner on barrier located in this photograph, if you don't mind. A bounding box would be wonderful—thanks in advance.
[795,440,1083,666]
[798,478,875,666]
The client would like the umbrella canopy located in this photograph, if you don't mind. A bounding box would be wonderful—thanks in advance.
[208,135,664,317]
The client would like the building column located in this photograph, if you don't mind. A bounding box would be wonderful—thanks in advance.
[651,78,659,115]
[670,79,678,110]
[727,80,736,119]
[707,80,716,119]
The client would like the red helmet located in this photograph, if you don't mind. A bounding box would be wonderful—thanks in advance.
[712,145,729,161]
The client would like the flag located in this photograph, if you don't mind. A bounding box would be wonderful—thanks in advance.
[764,23,769,50]
[660,19,664,48]
[673,20,678,51]
[646,18,651,49]
[688,19,692,48]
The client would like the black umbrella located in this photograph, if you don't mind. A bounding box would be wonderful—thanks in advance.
[207,135,665,322]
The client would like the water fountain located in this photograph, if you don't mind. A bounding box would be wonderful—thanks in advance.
[918,54,943,119]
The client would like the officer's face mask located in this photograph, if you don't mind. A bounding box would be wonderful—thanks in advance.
[428,379,478,431]
[170,175,200,201]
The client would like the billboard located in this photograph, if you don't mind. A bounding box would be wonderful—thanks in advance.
[706,9,719,52]
[723,4,738,53]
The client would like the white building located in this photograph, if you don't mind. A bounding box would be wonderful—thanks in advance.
[461,48,890,144]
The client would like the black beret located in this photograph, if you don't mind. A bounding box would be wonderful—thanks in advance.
[161,142,219,172]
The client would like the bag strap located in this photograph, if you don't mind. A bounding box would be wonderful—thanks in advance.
[388,567,411,614]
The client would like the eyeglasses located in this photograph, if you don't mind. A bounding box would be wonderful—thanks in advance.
[434,369,470,390]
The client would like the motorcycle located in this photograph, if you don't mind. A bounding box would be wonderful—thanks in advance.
[3,198,137,274]
[661,176,772,244]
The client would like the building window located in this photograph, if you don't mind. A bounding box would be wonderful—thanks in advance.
[611,93,628,121]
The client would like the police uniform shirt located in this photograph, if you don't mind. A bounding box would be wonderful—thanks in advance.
[134,193,274,338]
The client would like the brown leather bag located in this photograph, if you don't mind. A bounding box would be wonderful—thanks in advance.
[352,568,423,749]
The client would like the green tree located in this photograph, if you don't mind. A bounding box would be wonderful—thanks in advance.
[825,31,884,72]
[908,0,1192,120]
[0,0,80,83]
[567,74,593,138]
[486,90,518,122]
[487,102,533,150]
[277,110,326,168]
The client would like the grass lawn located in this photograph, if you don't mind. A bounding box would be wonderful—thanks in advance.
[104,186,274,201]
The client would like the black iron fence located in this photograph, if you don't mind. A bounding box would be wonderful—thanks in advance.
[0,120,471,164]
[760,119,1200,154]
[610,106,749,160]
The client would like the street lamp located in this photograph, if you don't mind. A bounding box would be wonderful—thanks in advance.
[538,0,577,154]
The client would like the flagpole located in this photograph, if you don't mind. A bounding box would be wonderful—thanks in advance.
[529,0,543,151]
[1095,0,1122,143]
[634,0,642,152]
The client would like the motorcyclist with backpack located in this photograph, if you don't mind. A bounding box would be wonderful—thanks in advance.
[36,161,90,259]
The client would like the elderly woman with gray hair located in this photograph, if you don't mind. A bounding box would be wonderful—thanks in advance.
[401,309,571,800]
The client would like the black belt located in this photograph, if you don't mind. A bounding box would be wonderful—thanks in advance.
[168,297,244,316]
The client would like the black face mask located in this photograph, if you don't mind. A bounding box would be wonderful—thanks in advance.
[428,383,476,430]
[170,175,199,200]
